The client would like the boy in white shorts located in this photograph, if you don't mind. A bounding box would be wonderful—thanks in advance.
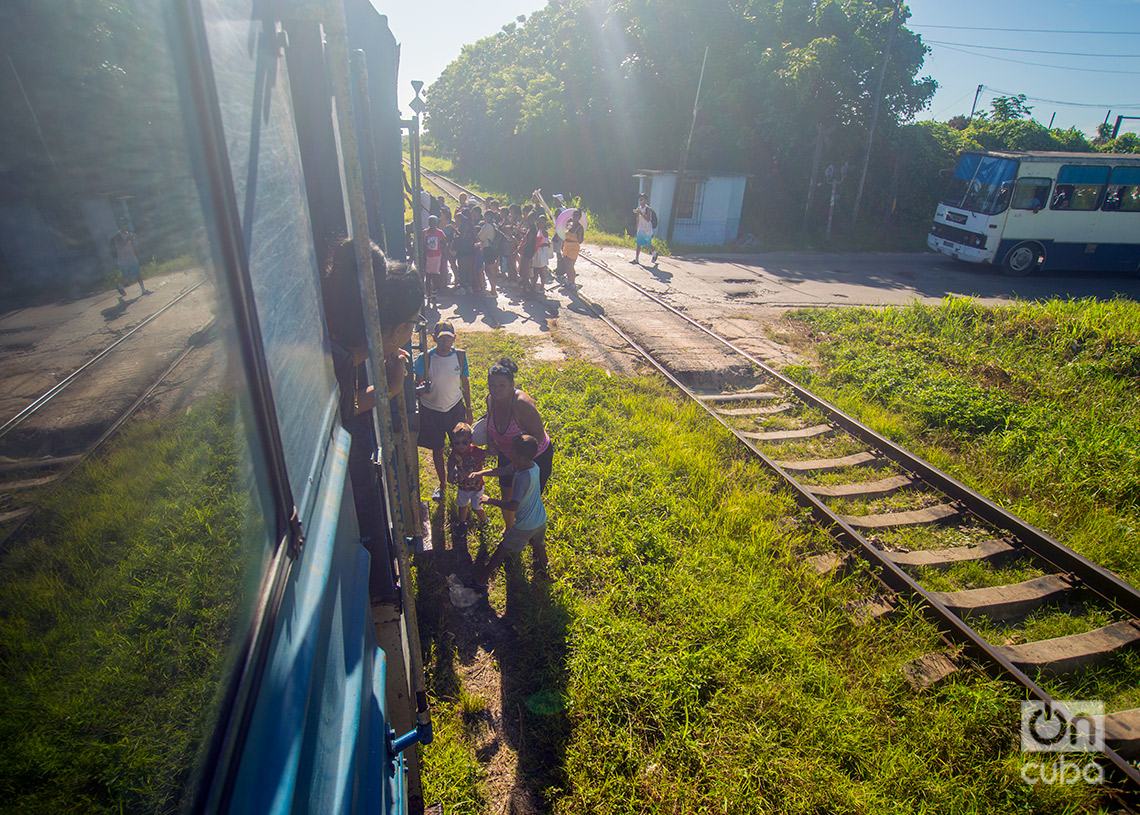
[447,422,487,537]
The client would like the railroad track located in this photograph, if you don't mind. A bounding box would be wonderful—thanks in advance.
[0,281,213,546]
[420,168,1140,793]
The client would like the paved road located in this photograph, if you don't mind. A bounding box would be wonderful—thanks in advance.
[582,246,1140,310]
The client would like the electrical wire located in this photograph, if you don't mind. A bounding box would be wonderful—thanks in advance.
[931,42,1140,76]
[912,24,1140,35]
[925,39,1140,59]
[981,86,1140,110]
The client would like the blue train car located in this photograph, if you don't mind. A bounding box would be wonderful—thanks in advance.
[0,0,428,812]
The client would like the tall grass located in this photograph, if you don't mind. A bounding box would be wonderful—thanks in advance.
[418,341,1104,813]
[0,395,249,814]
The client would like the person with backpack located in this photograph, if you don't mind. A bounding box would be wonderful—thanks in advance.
[414,320,473,502]
[633,192,658,265]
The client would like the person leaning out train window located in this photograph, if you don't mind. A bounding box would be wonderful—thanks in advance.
[321,237,423,421]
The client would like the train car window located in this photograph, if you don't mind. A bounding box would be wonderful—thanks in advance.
[1103,167,1140,212]
[199,0,339,521]
[0,2,278,811]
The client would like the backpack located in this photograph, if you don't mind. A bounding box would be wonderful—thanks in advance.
[649,208,658,229]
[424,347,467,391]
[490,226,507,257]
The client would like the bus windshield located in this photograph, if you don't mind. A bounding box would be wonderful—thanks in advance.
[941,154,1019,215]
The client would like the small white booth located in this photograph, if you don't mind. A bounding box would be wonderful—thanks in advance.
[634,170,749,246]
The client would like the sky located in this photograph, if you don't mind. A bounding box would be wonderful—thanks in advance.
[382,0,1140,139]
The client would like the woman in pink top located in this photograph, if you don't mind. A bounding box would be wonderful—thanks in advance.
[486,358,553,527]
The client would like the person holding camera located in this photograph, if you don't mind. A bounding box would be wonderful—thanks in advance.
[414,321,473,502]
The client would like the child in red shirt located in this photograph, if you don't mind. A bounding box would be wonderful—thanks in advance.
[423,214,447,304]
[447,422,488,536]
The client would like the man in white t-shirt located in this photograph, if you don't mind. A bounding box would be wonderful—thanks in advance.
[414,321,473,501]
[633,193,658,265]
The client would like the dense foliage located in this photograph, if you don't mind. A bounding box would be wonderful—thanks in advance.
[428,0,936,242]
[426,1,1139,247]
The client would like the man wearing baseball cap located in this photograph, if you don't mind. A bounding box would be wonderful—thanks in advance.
[414,321,472,502]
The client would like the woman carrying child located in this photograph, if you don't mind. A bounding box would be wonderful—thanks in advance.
[485,357,553,529]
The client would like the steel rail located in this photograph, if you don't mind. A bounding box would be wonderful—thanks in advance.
[0,280,206,441]
[0,333,202,553]
[574,250,1140,790]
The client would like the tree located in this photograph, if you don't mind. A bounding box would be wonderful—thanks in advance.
[989,94,1033,123]
[425,0,937,239]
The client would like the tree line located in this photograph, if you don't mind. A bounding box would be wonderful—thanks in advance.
[424,0,1139,248]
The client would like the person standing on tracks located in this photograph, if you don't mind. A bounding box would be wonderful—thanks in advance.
[526,213,552,293]
[423,215,446,305]
[484,357,553,530]
[109,217,149,297]
[415,320,472,503]
[454,210,477,294]
[561,209,584,290]
[633,192,658,265]
[441,209,458,284]
[478,209,502,299]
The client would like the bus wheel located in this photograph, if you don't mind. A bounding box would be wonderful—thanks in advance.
[1002,243,1040,277]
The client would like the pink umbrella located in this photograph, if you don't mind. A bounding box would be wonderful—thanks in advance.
[554,208,587,240]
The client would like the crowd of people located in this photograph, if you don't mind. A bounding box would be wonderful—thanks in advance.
[414,322,553,588]
[420,189,585,305]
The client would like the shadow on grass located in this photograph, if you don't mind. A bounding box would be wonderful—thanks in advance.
[414,514,572,810]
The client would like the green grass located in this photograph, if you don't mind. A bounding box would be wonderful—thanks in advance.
[0,395,250,814]
[417,338,1107,813]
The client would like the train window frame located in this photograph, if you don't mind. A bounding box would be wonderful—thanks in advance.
[168,1,304,812]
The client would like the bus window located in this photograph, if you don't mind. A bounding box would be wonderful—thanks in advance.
[1012,178,1051,211]
[1103,167,1140,212]
[941,153,1018,215]
[1051,165,1110,211]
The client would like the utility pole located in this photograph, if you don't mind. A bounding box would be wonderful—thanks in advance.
[851,0,901,226]
[667,46,708,244]
[969,84,984,120]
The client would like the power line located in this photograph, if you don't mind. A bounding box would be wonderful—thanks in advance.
[930,88,976,119]
[931,42,1140,76]
[912,24,1140,35]
[926,39,1140,59]
[982,86,1140,110]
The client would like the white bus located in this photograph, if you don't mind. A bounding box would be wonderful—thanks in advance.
[927,150,1140,276]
